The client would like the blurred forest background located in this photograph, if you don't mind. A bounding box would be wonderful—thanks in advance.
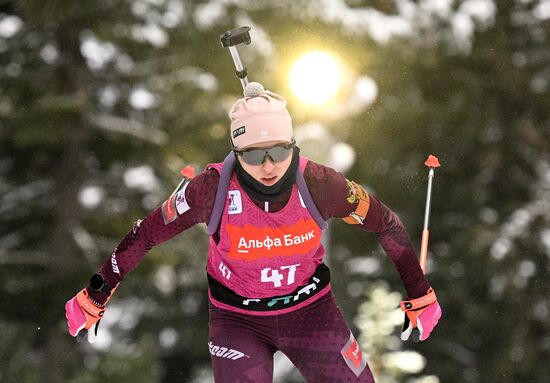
[1,0,549,382]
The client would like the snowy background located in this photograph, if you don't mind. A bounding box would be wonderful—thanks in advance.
[1,1,549,382]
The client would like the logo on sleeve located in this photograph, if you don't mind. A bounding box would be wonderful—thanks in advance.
[228,190,243,215]
[162,194,178,225]
[111,250,120,274]
[175,182,190,215]
[162,178,191,225]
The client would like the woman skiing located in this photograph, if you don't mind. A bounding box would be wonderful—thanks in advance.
[66,83,441,382]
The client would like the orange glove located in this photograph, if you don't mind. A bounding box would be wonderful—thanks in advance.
[400,288,441,342]
[65,274,117,342]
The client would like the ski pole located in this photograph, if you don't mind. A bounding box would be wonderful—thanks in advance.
[403,155,441,343]
[419,155,441,273]
[220,26,252,91]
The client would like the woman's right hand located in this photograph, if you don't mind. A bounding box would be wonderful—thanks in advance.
[65,288,106,342]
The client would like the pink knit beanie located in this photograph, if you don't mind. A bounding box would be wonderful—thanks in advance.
[229,82,293,150]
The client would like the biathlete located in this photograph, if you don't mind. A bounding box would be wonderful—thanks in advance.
[66,83,441,382]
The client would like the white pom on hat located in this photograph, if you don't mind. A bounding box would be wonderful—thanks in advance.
[244,82,265,97]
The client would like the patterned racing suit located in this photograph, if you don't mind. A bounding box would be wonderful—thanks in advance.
[91,155,431,383]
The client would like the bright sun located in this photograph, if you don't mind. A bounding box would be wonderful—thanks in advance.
[289,51,342,105]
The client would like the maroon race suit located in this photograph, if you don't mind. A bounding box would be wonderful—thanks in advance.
[90,157,430,382]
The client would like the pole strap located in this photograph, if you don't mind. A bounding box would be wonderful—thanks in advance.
[400,288,437,312]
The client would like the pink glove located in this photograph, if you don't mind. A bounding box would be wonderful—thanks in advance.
[416,301,441,341]
[65,288,106,342]
[65,296,87,337]
[66,274,119,342]
[400,288,441,342]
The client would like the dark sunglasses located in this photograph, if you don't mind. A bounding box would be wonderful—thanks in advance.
[233,139,295,166]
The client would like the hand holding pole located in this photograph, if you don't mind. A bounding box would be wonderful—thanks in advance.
[401,154,442,343]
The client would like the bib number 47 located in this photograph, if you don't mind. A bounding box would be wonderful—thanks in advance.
[261,264,300,287]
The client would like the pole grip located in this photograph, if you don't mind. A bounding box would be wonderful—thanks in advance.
[419,229,429,273]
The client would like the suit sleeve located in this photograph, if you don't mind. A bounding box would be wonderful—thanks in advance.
[90,169,219,304]
[304,161,430,299]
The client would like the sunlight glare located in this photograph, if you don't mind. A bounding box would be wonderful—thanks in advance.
[289,51,342,105]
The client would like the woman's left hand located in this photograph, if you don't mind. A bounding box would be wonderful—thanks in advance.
[400,288,442,342]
